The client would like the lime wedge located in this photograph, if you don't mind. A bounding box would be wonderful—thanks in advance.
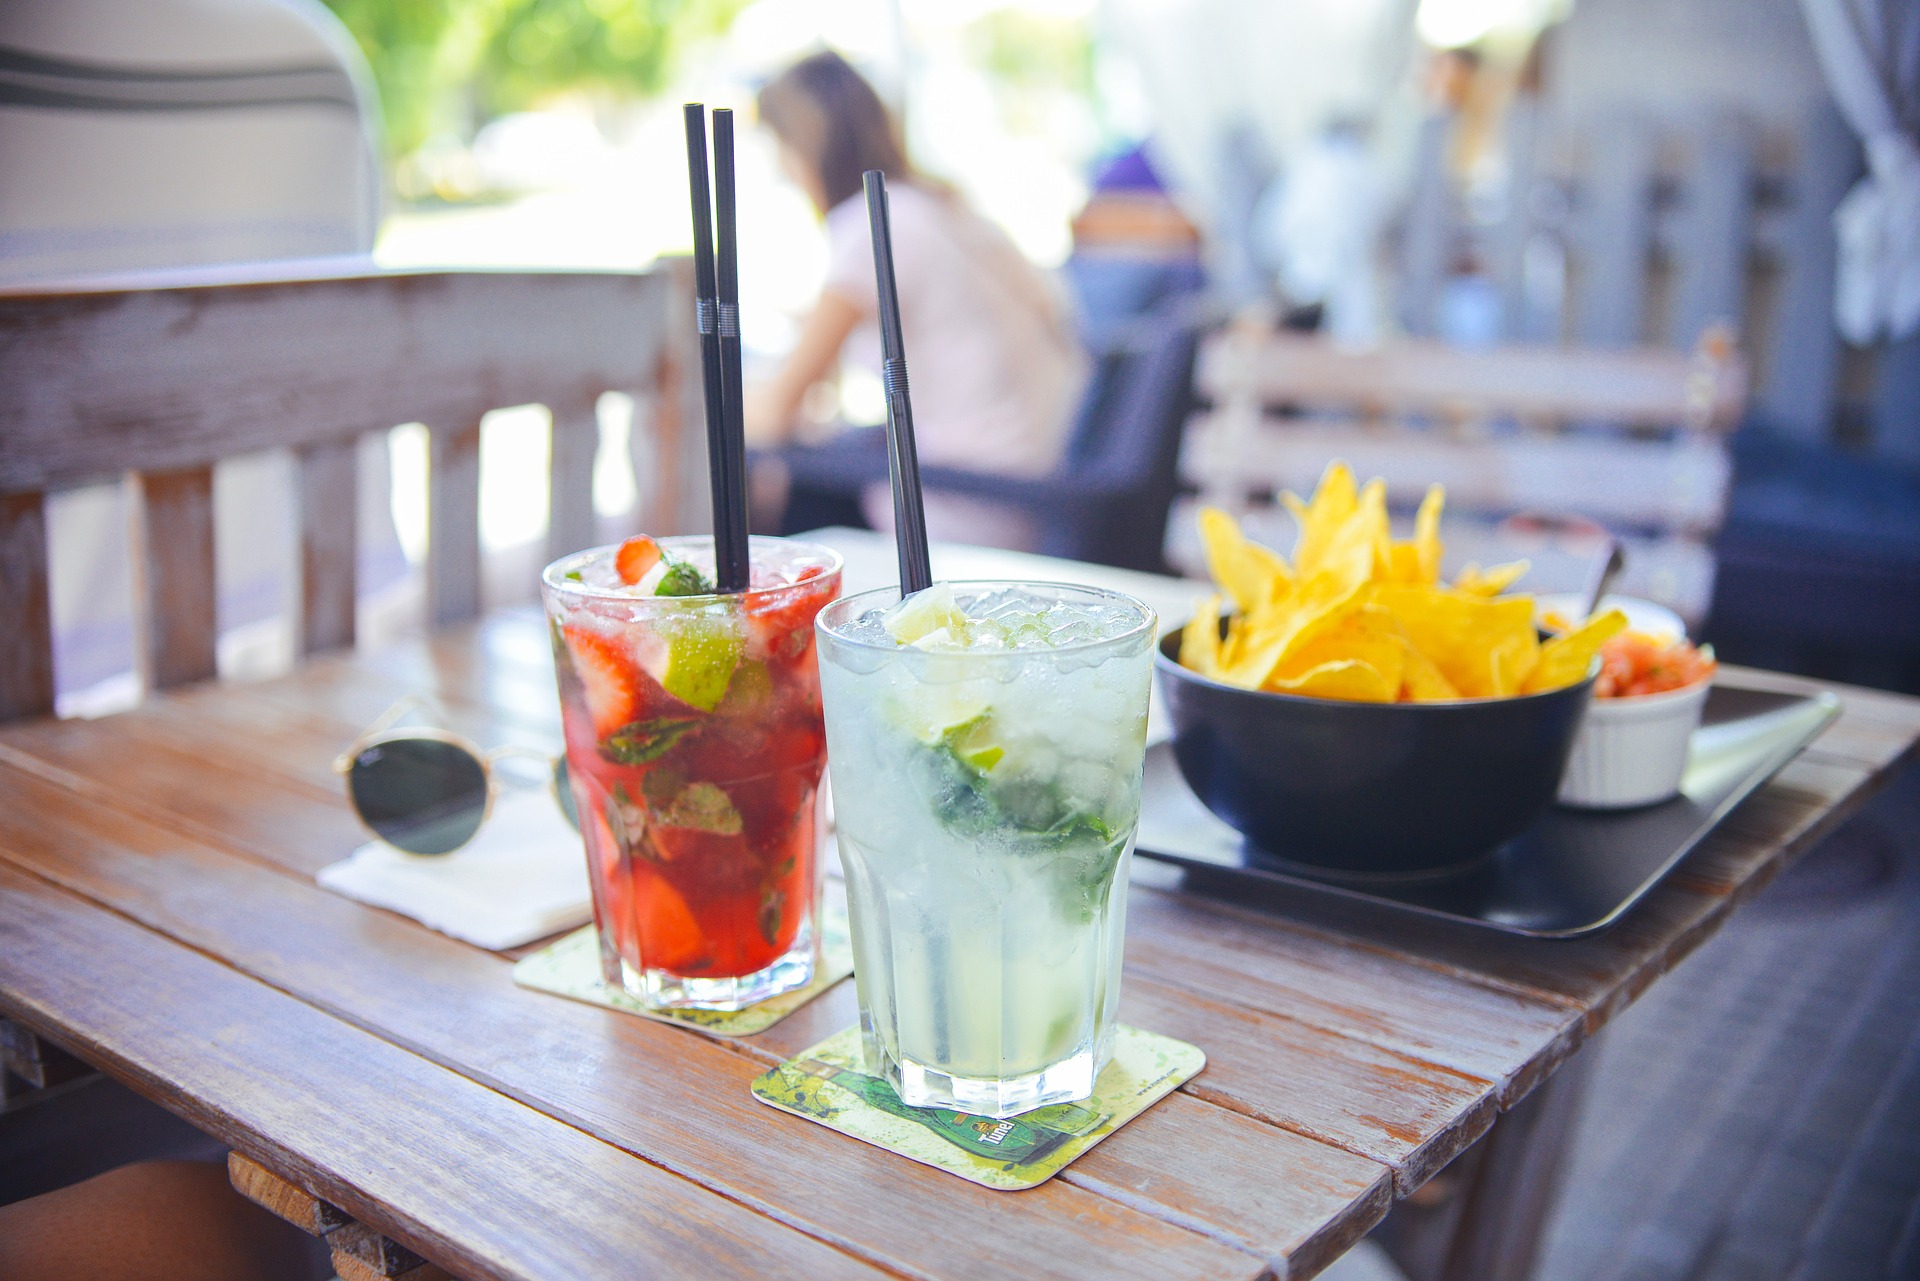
[890,681,990,745]
[651,620,741,711]
[884,583,965,645]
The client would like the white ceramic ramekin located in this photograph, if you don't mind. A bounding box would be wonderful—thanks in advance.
[1557,678,1712,809]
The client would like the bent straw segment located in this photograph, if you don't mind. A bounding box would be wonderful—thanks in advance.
[862,170,932,595]
[682,103,738,591]
[711,108,751,593]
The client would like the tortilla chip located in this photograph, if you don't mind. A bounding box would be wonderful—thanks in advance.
[1269,658,1398,703]
[1524,608,1630,693]
[1454,560,1530,597]
[1179,594,1225,679]
[1198,507,1293,614]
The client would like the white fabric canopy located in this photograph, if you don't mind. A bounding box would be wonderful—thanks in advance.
[1799,0,1920,344]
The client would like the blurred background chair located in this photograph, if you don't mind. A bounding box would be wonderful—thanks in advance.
[0,0,392,714]
[0,262,701,726]
[774,299,1202,574]
[1179,321,1747,623]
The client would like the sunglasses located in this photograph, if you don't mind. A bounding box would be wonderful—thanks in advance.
[333,697,579,855]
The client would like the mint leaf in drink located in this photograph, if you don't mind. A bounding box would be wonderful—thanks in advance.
[601,716,699,765]
[641,769,742,835]
[653,554,715,597]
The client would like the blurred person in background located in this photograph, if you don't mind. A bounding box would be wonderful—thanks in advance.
[744,50,1087,552]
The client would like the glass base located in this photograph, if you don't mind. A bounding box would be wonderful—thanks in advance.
[619,933,815,1012]
[864,1017,1103,1119]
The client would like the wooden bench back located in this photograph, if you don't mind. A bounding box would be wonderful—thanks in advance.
[1180,322,1749,620]
[0,260,701,722]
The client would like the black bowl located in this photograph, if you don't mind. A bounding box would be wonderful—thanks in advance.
[1154,631,1595,880]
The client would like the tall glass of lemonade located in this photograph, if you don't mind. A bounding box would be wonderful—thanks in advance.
[816,581,1155,1117]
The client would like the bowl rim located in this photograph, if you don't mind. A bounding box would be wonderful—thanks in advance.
[1153,628,1598,711]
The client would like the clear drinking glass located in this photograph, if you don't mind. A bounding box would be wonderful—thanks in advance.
[541,536,841,1010]
[815,582,1156,1117]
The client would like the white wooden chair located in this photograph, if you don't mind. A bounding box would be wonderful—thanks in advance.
[1177,318,1748,620]
[0,259,705,723]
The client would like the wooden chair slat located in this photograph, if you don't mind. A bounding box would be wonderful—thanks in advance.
[427,420,483,627]
[1755,100,1859,444]
[1189,415,1733,532]
[297,438,358,656]
[131,466,218,691]
[1575,112,1659,347]
[0,261,694,721]
[0,491,55,721]
[0,266,672,494]
[546,396,599,563]
[1670,111,1755,348]
[1493,99,1545,342]
[1196,331,1747,433]
[1402,112,1457,338]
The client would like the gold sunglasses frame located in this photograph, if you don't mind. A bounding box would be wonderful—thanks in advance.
[332,696,576,854]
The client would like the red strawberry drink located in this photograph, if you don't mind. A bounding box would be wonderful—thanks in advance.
[541,536,842,1010]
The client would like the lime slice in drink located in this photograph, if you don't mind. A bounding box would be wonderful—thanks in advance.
[637,619,742,712]
[891,682,990,746]
[883,583,965,645]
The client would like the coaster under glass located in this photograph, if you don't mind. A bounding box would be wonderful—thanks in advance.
[514,902,853,1038]
[750,1023,1205,1190]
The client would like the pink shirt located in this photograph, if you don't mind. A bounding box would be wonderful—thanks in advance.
[824,182,1086,479]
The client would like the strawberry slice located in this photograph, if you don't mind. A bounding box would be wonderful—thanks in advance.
[615,535,663,585]
[562,626,643,737]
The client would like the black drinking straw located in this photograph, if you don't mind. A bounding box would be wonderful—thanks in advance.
[710,108,751,593]
[682,103,747,592]
[862,170,932,594]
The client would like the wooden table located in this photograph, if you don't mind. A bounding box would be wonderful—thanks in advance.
[2,529,1915,1281]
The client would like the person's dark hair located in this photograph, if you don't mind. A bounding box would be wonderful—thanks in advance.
[757,50,911,211]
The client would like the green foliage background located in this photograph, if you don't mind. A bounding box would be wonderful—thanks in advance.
[321,0,744,159]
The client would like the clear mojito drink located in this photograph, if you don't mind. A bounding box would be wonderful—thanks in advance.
[816,582,1156,1117]
[541,535,841,1010]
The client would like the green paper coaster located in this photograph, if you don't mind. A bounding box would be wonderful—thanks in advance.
[512,903,853,1037]
[750,1024,1205,1190]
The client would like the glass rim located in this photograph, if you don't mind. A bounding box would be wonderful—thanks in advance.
[540,534,844,606]
[816,579,1158,658]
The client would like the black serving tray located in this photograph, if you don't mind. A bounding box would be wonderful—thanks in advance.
[1134,684,1840,938]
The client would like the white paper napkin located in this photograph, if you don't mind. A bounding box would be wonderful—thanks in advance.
[317,790,592,950]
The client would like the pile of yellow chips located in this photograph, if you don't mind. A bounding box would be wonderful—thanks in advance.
[1180,463,1627,702]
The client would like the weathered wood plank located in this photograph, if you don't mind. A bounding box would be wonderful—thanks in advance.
[1188,416,1733,532]
[228,1151,353,1236]
[1120,889,1584,1104]
[130,466,218,692]
[298,437,359,655]
[1755,101,1859,444]
[546,397,598,562]
[1669,112,1754,348]
[0,765,1274,1281]
[0,491,54,722]
[0,267,671,494]
[427,420,482,627]
[1574,111,1658,347]
[1193,331,1746,432]
[0,862,892,1281]
[1400,112,1455,338]
[1120,976,1500,1193]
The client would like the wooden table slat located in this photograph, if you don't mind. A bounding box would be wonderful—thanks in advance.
[0,863,891,1281]
[0,761,1290,1281]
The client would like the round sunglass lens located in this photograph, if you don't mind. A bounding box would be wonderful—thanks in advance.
[348,738,489,855]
